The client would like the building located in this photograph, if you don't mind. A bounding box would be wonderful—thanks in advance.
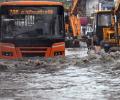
[99,0,114,10]
[86,0,114,16]
[86,0,99,16]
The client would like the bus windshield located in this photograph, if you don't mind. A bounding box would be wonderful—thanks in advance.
[98,13,112,27]
[0,6,64,39]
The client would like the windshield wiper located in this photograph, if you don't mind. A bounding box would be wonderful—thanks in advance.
[13,32,49,38]
[13,28,43,38]
[2,19,15,22]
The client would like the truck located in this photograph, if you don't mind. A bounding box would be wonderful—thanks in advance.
[93,10,116,52]
[65,0,81,47]
[113,0,120,50]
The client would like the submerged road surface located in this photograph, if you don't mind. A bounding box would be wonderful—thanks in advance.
[0,48,120,100]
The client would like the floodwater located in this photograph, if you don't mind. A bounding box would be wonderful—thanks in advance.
[0,48,120,100]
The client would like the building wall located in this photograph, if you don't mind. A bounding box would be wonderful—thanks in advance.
[86,0,114,16]
[99,0,114,10]
[86,0,99,16]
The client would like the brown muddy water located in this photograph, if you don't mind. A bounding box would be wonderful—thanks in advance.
[0,48,120,100]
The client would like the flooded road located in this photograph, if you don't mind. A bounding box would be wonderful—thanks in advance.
[0,48,120,100]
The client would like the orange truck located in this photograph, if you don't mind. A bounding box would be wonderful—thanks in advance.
[114,0,120,46]
[0,1,65,59]
[99,0,120,51]
[65,0,81,47]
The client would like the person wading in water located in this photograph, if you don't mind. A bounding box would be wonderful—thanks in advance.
[93,34,101,54]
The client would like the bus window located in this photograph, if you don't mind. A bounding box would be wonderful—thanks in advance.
[1,6,64,39]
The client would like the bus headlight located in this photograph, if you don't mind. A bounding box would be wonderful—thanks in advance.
[54,51,63,56]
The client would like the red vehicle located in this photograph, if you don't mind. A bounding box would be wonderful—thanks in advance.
[0,1,65,59]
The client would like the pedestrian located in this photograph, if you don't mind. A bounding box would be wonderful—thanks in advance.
[93,34,101,54]
[85,31,94,54]
[86,35,93,54]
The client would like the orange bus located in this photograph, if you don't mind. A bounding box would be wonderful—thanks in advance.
[0,1,65,59]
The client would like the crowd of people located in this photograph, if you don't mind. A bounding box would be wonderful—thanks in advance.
[84,34,99,54]
[84,33,110,54]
